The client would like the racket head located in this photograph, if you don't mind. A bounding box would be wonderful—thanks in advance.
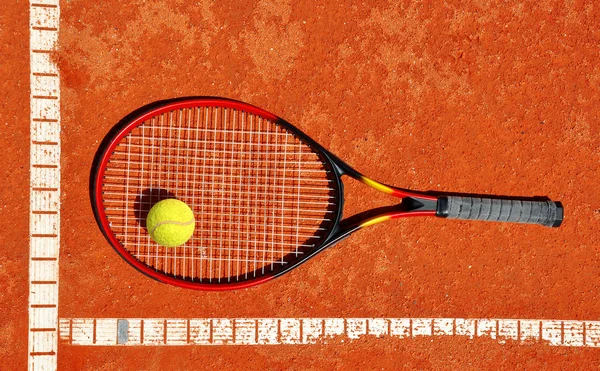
[91,98,344,290]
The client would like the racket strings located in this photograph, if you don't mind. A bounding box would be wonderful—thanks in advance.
[101,106,337,282]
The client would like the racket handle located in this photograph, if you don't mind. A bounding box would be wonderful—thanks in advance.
[436,196,563,227]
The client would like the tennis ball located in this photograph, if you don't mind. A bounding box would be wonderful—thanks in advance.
[146,199,195,247]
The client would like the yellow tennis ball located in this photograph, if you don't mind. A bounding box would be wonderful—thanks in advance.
[146,199,195,247]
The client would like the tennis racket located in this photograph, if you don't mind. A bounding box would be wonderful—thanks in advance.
[91,97,563,291]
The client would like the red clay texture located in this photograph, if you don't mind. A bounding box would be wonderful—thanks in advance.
[2,0,600,369]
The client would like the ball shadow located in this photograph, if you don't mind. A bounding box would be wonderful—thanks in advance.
[134,188,176,228]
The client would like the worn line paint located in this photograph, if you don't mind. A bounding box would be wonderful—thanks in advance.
[60,318,596,348]
[29,1,60,370]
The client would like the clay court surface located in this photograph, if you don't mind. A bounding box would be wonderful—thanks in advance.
[2,0,600,369]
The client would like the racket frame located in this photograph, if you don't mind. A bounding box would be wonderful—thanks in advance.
[91,98,438,290]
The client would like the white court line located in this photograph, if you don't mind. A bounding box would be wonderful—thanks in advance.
[59,318,598,348]
[29,1,60,370]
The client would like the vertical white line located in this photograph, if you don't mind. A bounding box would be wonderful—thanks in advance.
[226,109,236,282]
[173,110,183,278]
[137,120,146,261]
[246,114,254,280]
[269,124,279,271]
[261,118,270,275]
[184,108,198,281]
[124,133,132,260]
[279,131,289,266]
[208,108,217,282]
[165,111,174,274]
[189,108,201,280]
[295,141,302,257]
[29,1,60,370]
[236,111,245,280]
[220,108,228,282]
[156,114,165,270]
[199,108,209,281]
[171,111,179,277]
[252,116,260,277]
[147,117,157,263]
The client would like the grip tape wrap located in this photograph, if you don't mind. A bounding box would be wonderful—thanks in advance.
[438,196,563,227]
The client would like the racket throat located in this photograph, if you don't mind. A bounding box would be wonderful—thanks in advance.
[401,197,438,212]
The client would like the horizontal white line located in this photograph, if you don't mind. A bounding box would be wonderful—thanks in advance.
[115,225,320,240]
[105,204,333,215]
[59,318,599,348]
[113,147,316,158]
[115,219,326,232]
[107,156,326,168]
[103,182,335,195]
[133,250,298,260]
[132,126,300,139]
[110,211,330,224]
[103,174,332,186]
[122,234,315,249]
[137,255,289,267]
[124,136,304,149]
[102,189,335,200]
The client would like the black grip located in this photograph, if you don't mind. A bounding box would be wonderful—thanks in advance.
[436,196,563,227]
